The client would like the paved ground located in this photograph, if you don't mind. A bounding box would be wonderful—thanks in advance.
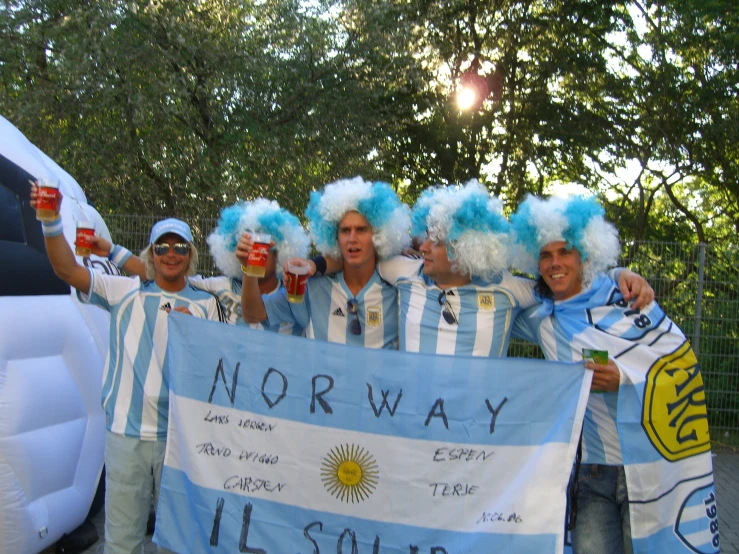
[715,450,739,554]
[45,450,738,554]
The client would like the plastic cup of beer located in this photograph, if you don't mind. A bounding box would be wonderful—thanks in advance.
[244,232,271,278]
[286,262,309,303]
[75,221,95,257]
[36,179,61,222]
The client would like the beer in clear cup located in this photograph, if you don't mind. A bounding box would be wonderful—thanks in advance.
[244,232,271,277]
[36,179,61,222]
[75,221,95,257]
[286,262,309,303]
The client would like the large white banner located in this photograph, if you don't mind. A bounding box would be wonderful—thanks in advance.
[155,313,591,553]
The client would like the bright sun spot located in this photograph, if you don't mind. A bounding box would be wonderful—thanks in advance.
[457,87,477,111]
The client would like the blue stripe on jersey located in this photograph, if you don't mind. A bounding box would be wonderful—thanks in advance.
[99,286,139,437]
[266,271,398,349]
[581,405,607,463]
[123,290,160,437]
[581,392,621,465]
[396,269,534,356]
[190,275,304,335]
[80,272,223,440]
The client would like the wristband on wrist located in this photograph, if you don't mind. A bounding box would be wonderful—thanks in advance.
[108,244,132,266]
[311,256,327,276]
[41,218,64,237]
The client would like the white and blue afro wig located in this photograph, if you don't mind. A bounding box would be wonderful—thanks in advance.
[305,176,411,259]
[207,198,310,278]
[411,179,512,280]
[510,194,620,286]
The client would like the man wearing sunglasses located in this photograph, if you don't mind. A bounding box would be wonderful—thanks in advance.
[313,180,652,356]
[238,177,410,349]
[96,199,309,336]
[377,180,537,356]
[386,181,653,356]
[31,182,225,554]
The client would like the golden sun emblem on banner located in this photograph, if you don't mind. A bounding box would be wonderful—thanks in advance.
[321,444,379,503]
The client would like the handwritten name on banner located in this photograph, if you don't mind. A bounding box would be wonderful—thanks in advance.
[155,314,590,554]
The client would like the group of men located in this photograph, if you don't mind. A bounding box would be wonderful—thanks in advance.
[31,176,709,554]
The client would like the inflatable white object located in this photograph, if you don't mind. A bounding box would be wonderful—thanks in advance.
[0,115,115,553]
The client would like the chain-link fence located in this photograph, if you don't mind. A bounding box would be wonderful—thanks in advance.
[105,215,739,444]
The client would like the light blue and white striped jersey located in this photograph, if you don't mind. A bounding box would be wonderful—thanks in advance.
[263,270,398,349]
[78,271,225,441]
[378,256,537,356]
[189,274,303,336]
[513,274,676,465]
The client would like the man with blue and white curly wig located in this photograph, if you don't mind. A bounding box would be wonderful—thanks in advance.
[371,181,653,357]
[238,177,410,349]
[509,194,621,299]
[95,199,309,334]
[509,195,711,554]
[192,198,309,334]
[373,179,542,356]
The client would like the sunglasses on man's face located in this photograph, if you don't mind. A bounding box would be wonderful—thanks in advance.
[153,242,190,256]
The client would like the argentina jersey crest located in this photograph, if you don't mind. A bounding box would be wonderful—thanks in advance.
[365,305,382,327]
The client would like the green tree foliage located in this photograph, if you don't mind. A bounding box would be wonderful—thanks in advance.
[599,0,739,243]
[1,0,737,242]
[376,1,639,205]
[367,0,737,244]
[0,0,426,218]
[2,0,736,439]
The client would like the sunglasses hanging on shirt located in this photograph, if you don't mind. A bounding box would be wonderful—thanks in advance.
[346,298,362,335]
[438,291,458,325]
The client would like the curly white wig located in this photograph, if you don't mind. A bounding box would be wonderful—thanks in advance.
[305,176,411,259]
[411,179,512,280]
[510,194,620,287]
[207,199,310,278]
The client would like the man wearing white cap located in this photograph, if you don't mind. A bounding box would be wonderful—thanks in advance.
[510,194,717,554]
[31,183,225,554]
[238,177,410,349]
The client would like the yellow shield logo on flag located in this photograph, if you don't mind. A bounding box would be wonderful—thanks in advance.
[366,307,382,327]
[642,341,711,461]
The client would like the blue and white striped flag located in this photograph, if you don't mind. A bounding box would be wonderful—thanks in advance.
[586,302,719,553]
[519,276,720,554]
[155,313,591,554]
